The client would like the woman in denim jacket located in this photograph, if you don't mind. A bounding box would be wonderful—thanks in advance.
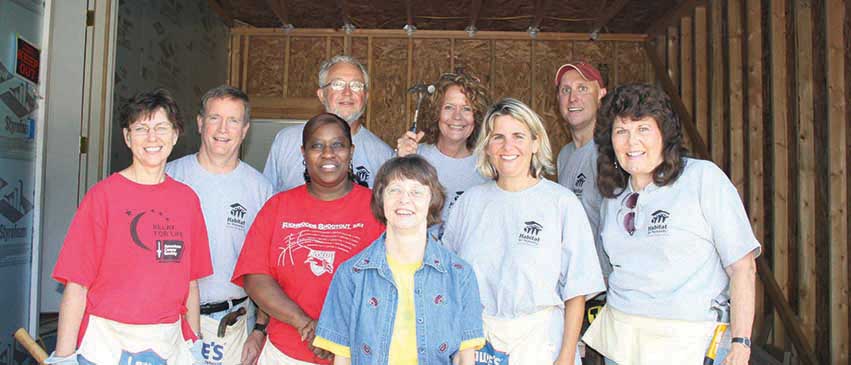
[313,155,485,364]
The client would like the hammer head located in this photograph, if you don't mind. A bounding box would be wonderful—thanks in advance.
[217,307,247,338]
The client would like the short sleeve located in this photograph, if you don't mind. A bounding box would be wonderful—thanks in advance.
[697,161,762,267]
[312,336,351,357]
[188,195,213,281]
[440,191,467,253]
[314,265,355,349]
[52,187,107,286]
[558,194,606,301]
[262,131,283,192]
[231,197,279,286]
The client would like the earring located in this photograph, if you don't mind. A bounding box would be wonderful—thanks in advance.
[614,160,619,169]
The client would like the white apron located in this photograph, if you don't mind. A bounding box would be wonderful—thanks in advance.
[257,337,322,365]
[478,306,582,365]
[77,315,193,365]
[199,312,249,365]
[582,305,730,365]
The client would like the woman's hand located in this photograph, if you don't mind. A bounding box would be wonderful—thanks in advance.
[298,318,333,360]
[722,343,751,365]
[396,131,424,157]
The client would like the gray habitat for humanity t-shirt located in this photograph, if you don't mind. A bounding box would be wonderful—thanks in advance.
[417,144,488,229]
[263,123,394,192]
[557,140,611,278]
[166,154,274,304]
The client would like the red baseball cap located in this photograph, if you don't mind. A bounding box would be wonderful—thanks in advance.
[554,62,605,89]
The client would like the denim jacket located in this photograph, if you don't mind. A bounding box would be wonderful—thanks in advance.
[315,233,484,364]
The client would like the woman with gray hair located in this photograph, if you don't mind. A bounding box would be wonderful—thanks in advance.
[442,98,605,365]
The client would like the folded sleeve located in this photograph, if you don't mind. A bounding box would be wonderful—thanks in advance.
[52,186,107,287]
[558,194,606,301]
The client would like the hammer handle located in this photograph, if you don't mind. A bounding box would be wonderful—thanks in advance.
[14,328,48,364]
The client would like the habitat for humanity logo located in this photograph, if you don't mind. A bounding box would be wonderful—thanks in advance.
[518,220,542,246]
[573,173,587,198]
[355,166,370,184]
[647,210,670,235]
[227,202,247,230]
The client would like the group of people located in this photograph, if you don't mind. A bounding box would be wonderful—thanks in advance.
[47,54,760,365]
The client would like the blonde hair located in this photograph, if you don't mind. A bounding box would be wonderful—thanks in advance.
[474,98,555,179]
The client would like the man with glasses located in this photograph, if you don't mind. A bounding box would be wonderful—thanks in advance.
[554,62,611,280]
[263,55,394,191]
[166,85,274,365]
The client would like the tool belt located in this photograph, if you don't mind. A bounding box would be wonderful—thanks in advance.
[200,296,248,315]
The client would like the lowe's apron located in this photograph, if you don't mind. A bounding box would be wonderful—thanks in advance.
[256,337,322,365]
[199,312,249,365]
[77,315,194,365]
[476,306,582,365]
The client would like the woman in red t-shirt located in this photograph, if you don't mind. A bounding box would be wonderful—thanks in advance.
[49,89,212,365]
[232,113,384,365]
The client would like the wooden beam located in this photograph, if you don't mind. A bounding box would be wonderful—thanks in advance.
[826,1,849,363]
[643,41,709,160]
[727,0,744,196]
[207,0,234,27]
[709,0,725,170]
[693,6,708,141]
[405,0,415,28]
[666,26,679,93]
[795,0,817,350]
[229,28,649,42]
[769,0,790,350]
[469,0,483,31]
[645,0,705,37]
[680,16,693,116]
[265,0,290,27]
[529,0,552,31]
[756,256,820,365]
[589,0,632,33]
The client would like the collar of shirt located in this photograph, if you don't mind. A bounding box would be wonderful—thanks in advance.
[353,233,449,278]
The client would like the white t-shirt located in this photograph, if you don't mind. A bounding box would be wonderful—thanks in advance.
[263,123,394,192]
[600,158,761,322]
[557,140,611,278]
[416,144,488,231]
[166,154,274,304]
[442,179,605,319]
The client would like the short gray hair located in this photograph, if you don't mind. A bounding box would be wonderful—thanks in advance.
[474,98,555,179]
[318,55,369,90]
[198,85,251,122]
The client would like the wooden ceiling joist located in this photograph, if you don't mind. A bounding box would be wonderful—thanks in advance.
[207,0,234,27]
[645,0,706,37]
[265,0,291,28]
[589,0,632,34]
[529,0,552,31]
[468,0,483,33]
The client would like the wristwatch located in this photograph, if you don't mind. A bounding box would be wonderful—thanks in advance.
[731,337,751,348]
[253,322,267,335]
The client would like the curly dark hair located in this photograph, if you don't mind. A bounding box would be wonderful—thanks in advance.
[595,84,688,198]
[119,88,183,134]
[418,72,491,151]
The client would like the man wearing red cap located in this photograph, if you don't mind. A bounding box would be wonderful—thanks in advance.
[554,62,611,280]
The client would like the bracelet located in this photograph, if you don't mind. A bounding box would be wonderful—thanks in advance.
[253,322,267,335]
[731,337,751,348]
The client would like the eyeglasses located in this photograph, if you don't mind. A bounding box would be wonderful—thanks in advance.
[321,79,366,93]
[385,185,430,201]
[129,123,174,137]
[619,192,639,235]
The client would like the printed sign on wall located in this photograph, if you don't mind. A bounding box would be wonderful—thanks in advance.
[15,36,39,85]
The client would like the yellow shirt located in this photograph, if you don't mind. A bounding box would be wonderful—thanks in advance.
[387,254,422,364]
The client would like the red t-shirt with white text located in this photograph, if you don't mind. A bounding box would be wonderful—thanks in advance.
[53,174,213,343]
[232,184,384,363]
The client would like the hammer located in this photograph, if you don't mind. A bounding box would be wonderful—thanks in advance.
[217,307,246,338]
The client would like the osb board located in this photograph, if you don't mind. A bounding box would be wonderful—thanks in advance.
[370,38,409,144]
[245,37,285,97]
[492,40,532,104]
[412,39,452,85]
[350,37,370,69]
[615,42,651,85]
[287,36,326,97]
[329,37,345,57]
[453,40,493,90]
[572,41,615,87]
[533,40,574,159]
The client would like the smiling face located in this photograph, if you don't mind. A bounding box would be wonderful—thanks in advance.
[437,85,476,146]
[557,69,606,132]
[317,62,368,125]
[612,115,665,189]
[486,115,540,181]
[123,108,178,169]
[197,97,249,162]
[301,121,355,190]
[382,177,432,232]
